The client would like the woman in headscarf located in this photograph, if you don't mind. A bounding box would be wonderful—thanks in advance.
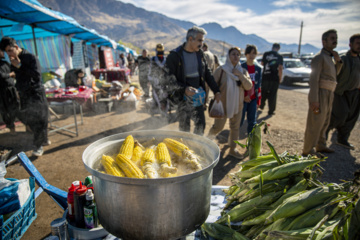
[208,47,252,159]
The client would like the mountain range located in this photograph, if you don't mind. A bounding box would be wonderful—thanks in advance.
[38,0,320,56]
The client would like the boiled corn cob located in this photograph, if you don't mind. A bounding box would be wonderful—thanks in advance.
[101,154,125,177]
[116,153,145,178]
[119,135,134,159]
[132,145,143,162]
[164,138,202,171]
[140,148,157,179]
[156,142,177,177]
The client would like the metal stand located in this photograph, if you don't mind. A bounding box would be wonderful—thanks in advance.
[48,100,83,136]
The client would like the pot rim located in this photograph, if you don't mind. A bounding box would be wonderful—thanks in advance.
[82,130,220,185]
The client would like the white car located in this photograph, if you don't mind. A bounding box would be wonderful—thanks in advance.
[281,58,311,85]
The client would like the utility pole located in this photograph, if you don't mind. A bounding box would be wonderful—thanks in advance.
[298,21,303,56]
[222,40,225,57]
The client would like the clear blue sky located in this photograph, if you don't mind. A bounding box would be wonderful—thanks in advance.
[120,0,360,51]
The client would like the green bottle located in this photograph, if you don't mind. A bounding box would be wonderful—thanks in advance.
[84,175,93,187]
[83,189,98,229]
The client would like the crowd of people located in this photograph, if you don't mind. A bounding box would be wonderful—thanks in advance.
[0,27,359,159]
[134,26,360,159]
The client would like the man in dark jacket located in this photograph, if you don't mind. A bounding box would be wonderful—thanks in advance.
[0,37,49,156]
[260,43,283,116]
[165,26,221,135]
[0,49,19,134]
[326,33,360,150]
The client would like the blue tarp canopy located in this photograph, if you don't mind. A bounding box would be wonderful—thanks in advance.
[0,0,118,48]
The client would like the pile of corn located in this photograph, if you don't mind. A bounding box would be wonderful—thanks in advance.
[201,122,360,240]
[100,135,203,179]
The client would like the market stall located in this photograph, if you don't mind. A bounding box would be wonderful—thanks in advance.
[91,68,130,83]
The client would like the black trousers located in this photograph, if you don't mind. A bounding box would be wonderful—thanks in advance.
[327,89,360,142]
[260,80,279,115]
[18,87,49,148]
[177,102,205,136]
[0,86,19,129]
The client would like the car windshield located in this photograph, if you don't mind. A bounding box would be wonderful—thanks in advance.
[284,60,305,68]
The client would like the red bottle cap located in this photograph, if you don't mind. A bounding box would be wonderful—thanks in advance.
[68,184,76,194]
[75,181,87,195]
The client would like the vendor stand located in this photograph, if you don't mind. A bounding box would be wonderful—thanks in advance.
[46,88,93,136]
[91,68,130,83]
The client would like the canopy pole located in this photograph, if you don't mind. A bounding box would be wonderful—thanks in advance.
[31,24,38,56]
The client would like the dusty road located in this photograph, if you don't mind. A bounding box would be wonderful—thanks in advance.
[2,75,359,239]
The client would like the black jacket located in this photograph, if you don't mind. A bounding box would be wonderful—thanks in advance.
[11,49,42,93]
[165,43,220,102]
[0,59,15,88]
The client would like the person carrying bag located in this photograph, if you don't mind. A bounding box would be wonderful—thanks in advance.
[207,47,252,159]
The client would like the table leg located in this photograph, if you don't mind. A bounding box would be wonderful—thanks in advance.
[73,100,78,137]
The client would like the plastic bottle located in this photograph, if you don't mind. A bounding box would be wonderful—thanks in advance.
[83,189,98,229]
[74,181,87,228]
[67,184,76,222]
[84,176,93,188]
[99,73,104,81]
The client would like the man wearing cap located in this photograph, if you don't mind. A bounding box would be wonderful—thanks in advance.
[165,26,221,135]
[302,29,343,156]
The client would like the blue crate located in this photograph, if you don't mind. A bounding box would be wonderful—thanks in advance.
[0,177,37,240]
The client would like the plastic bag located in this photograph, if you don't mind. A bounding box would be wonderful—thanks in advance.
[209,99,225,118]
[125,86,137,102]
[0,162,31,215]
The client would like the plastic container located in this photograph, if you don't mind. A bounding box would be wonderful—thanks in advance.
[67,184,76,222]
[0,177,37,240]
[83,190,98,229]
[73,182,87,228]
[50,218,69,240]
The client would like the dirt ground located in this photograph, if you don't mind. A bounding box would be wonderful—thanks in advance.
[2,76,360,239]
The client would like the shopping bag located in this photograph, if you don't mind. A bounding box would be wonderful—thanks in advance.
[209,99,225,118]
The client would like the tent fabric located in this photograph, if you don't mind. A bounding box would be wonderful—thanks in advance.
[17,35,72,77]
[0,0,117,48]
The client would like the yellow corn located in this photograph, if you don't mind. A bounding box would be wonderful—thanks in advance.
[141,148,156,166]
[156,143,177,177]
[132,145,143,162]
[140,148,157,178]
[164,138,202,171]
[156,143,172,166]
[101,155,125,177]
[163,138,189,157]
[119,135,134,159]
[116,153,145,178]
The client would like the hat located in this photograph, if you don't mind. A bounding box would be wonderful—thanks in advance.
[156,43,164,52]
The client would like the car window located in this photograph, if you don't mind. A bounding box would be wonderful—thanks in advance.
[285,60,305,68]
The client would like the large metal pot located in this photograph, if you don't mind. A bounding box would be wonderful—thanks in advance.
[82,130,220,240]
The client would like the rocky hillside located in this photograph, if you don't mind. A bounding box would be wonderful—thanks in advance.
[39,0,319,55]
